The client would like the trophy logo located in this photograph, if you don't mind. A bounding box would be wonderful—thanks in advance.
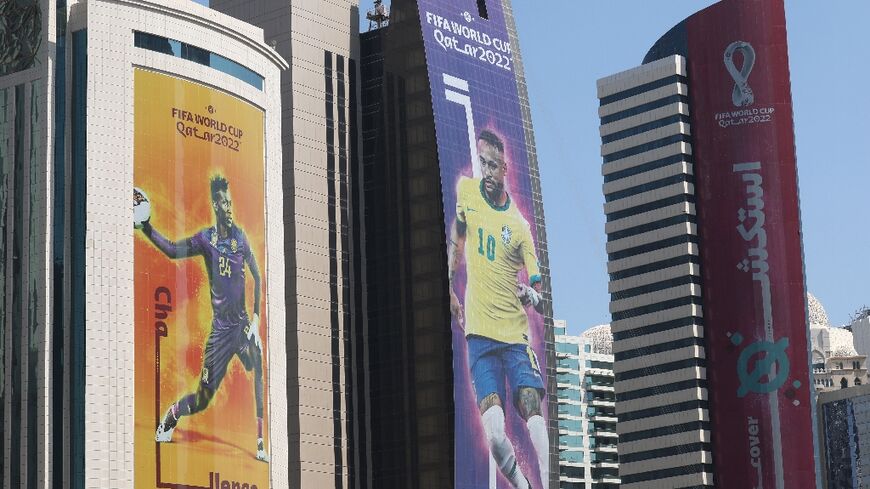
[724,41,756,107]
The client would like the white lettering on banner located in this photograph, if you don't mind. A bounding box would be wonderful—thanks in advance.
[425,10,513,72]
[748,417,763,488]
[732,161,787,489]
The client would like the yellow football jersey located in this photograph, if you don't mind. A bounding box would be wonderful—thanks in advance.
[456,177,541,345]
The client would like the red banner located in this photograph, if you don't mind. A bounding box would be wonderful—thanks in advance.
[687,0,818,487]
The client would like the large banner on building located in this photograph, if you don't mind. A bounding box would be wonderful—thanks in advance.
[417,2,550,488]
[133,69,270,489]
[686,0,818,487]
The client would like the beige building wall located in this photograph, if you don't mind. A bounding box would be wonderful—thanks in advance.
[210,0,361,487]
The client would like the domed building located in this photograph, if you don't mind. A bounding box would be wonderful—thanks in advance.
[808,293,867,391]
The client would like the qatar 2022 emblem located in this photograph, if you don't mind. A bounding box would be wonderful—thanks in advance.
[0,0,43,76]
[724,40,756,107]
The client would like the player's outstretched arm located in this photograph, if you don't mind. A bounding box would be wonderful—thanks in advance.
[447,218,467,328]
[140,222,199,259]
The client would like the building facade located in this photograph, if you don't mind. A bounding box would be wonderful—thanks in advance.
[359,0,556,487]
[555,322,619,489]
[0,0,289,487]
[848,308,870,359]
[817,384,870,489]
[809,293,868,392]
[210,0,364,487]
[597,0,818,487]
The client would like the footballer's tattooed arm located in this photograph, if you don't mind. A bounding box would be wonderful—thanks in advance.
[447,218,467,327]
[141,223,199,259]
[517,387,542,421]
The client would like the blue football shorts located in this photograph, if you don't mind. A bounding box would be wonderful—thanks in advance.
[466,334,545,407]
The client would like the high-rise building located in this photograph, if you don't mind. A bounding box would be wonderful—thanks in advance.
[1,0,290,488]
[210,0,364,487]
[597,0,818,488]
[359,0,556,487]
[554,321,619,489]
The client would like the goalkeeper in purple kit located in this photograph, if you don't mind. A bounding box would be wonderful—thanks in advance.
[135,176,268,462]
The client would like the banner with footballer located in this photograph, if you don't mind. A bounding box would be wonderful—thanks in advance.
[133,69,270,489]
[418,1,551,488]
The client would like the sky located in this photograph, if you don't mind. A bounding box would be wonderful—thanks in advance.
[361,1,870,336]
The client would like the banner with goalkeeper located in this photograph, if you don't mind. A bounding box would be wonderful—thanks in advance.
[132,69,270,489]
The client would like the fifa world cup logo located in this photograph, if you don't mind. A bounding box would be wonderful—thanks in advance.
[724,41,756,107]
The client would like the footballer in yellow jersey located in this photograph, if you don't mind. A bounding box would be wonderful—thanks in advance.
[447,130,549,489]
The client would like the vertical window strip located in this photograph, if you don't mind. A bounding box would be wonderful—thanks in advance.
[70,29,87,489]
[51,4,67,488]
[347,56,359,488]
[28,77,42,489]
[337,53,353,487]
[0,86,9,489]
[324,49,343,489]
[11,82,25,489]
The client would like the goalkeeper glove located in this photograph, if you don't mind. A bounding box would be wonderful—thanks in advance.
[246,313,262,350]
[517,283,542,308]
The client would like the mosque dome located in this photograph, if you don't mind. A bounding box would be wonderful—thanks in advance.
[581,324,612,356]
[808,292,830,327]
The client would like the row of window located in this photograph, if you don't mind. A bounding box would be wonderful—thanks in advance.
[557,357,615,372]
[599,74,689,106]
[133,31,264,89]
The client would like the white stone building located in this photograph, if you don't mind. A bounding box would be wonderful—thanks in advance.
[555,321,619,489]
[809,293,868,391]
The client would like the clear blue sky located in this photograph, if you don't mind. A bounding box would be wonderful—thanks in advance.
[509,1,870,335]
[371,1,869,335]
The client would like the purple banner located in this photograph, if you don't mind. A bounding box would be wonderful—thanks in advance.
[417,2,550,488]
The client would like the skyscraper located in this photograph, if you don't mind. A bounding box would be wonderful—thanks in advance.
[597,0,818,487]
[359,0,556,487]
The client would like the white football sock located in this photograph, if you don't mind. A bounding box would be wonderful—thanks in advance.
[482,405,530,489]
[526,414,549,488]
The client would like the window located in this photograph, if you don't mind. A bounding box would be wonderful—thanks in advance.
[133,31,263,89]
[584,344,592,353]
[476,0,489,19]
[841,378,849,389]
[558,357,580,371]
[857,378,863,386]
[559,450,584,463]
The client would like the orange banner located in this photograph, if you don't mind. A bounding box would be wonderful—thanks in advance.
[134,69,269,489]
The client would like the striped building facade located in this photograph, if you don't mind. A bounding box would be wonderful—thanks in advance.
[596,55,714,488]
